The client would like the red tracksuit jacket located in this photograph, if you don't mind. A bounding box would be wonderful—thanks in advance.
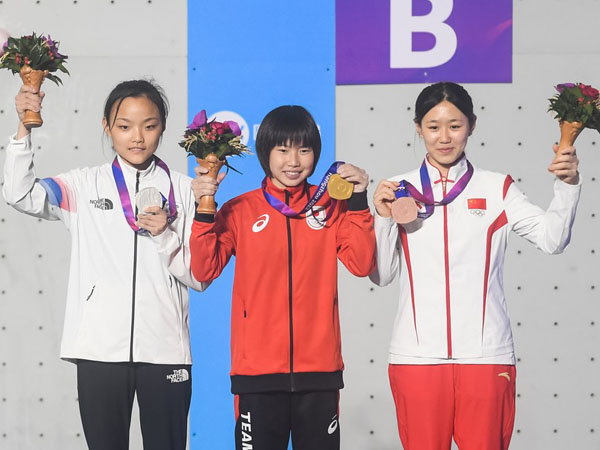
[190,177,376,393]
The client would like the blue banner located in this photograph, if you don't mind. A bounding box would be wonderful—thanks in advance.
[187,1,335,447]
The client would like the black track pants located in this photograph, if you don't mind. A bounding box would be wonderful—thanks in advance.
[77,360,192,450]
[235,390,340,450]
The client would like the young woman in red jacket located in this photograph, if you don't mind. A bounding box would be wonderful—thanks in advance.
[190,105,376,450]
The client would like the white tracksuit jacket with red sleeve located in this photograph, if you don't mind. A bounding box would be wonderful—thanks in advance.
[369,156,581,360]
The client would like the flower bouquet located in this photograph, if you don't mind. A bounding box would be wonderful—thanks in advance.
[179,110,250,214]
[548,83,600,152]
[0,32,69,128]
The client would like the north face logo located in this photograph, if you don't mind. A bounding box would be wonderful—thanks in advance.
[166,369,189,383]
[90,198,114,210]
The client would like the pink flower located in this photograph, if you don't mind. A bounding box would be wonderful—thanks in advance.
[579,84,599,100]
[578,97,585,103]
[212,122,228,135]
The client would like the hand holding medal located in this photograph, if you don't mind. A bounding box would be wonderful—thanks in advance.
[134,187,169,236]
[374,180,419,224]
[374,158,474,225]
[328,163,367,200]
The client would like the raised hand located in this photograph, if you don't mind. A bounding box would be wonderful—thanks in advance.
[191,165,227,204]
[373,179,401,218]
[548,144,579,185]
[336,163,369,193]
[15,85,45,138]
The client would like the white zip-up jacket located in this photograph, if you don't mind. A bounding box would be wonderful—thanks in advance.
[3,134,208,364]
[370,156,581,361]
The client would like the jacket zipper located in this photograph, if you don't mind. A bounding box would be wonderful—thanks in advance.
[285,190,295,391]
[85,285,96,302]
[129,171,141,362]
[442,177,453,359]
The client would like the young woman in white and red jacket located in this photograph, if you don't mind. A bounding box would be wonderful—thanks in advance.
[370,82,581,450]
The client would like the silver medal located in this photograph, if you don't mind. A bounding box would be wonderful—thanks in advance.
[135,187,164,215]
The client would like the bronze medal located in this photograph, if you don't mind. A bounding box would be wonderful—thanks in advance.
[327,174,354,200]
[391,197,419,224]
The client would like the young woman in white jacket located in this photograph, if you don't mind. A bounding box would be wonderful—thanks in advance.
[3,79,208,450]
[370,82,580,450]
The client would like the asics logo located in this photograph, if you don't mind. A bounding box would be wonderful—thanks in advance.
[252,214,270,233]
[328,415,338,435]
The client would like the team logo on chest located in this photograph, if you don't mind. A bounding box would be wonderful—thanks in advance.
[306,207,327,230]
[252,214,270,233]
[467,198,487,217]
[90,198,114,210]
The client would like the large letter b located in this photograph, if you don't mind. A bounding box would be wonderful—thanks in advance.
[390,0,457,68]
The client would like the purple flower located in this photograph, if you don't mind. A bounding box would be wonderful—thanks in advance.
[225,120,241,136]
[0,41,7,57]
[42,35,63,58]
[556,83,576,93]
[189,110,208,130]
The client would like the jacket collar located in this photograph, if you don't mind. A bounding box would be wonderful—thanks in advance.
[116,154,159,181]
[264,176,310,207]
[425,153,469,185]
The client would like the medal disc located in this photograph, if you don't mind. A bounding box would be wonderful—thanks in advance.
[135,187,164,214]
[391,197,419,224]
[327,174,354,200]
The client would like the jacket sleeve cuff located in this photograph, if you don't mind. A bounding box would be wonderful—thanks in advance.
[555,174,583,190]
[9,132,32,147]
[194,205,215,223]
[347,190,368,211]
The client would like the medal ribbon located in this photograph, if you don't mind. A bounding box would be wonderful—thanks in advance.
[261,161,345,217]
[112,156,178,234]
[395,158,473,219]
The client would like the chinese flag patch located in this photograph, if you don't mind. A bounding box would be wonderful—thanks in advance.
[468,198,487,210]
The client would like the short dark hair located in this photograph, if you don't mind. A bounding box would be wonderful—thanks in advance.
[255,105,321,177]
[103,79,169,132]
[414,82,476,126]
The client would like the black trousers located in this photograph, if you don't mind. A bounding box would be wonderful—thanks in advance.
[235,390,340,450]
[77,360,192,450]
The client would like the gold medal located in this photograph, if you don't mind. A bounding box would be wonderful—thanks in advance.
[391,197,419,224]
[327,174,354,200]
